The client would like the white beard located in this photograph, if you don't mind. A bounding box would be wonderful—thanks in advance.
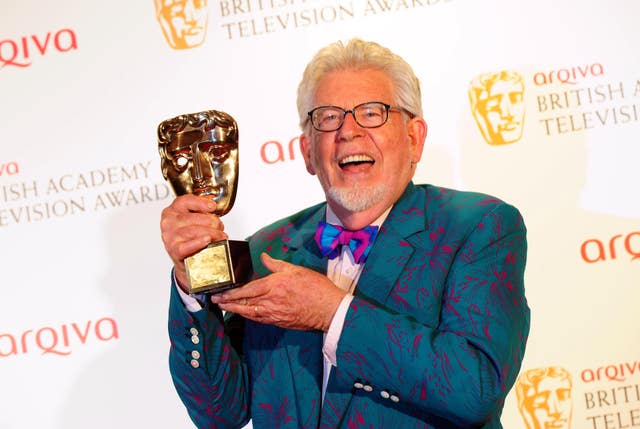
[327,183,387,213]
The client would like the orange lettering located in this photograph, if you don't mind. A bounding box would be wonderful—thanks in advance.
[581,238,606,263]
[260,140,285,164]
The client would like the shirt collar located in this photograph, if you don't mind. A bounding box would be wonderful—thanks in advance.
[325,204,392,229]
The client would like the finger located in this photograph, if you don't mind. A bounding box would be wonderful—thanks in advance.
[218,302,263,322]
[161,209,226,253]
[180,212,225,230]
[210,281,269,304]
[162,225,228,261]
[170,194,219,213]
[162,209,225,232]
[173,236,215,260]
[171,224,227,243]
[260,252,297,274]
[161,201,228,262]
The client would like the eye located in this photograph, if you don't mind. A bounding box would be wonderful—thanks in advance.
[176,156,189,168]
[320,111,339,122]
[170,150,191,171]
[362,107,382,119]
[510,92,523,103]
[557,389,571,401]
[531,392,550,409]
[208,143,233,162]
[484,96,500,111]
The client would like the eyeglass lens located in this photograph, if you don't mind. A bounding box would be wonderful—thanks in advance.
[311,102,389,131]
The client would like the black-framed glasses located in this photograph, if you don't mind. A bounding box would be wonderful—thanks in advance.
[307,101,414,132]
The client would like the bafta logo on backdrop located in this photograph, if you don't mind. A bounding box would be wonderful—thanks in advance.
[515,367,573,429]
[469,71,526,145]
[155,0,209,49]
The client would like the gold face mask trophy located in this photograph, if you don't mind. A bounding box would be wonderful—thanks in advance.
[158,110,252,294]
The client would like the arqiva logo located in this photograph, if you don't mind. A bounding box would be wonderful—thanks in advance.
[0,161,19,176]
[580,231,640,263]
[260,136,303,164]
[0,317,119,357]
[533,63,604,86]
[0,28,78,69]
[581,360,640,383]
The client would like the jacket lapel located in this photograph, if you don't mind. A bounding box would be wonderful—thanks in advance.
[319,183,428,427]
[355,183,427,305]
[290,210,326,275]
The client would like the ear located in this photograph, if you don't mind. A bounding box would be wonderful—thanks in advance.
[407,117,427,164]
[299,132,316,175]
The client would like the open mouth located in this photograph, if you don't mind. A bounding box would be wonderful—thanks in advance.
[338,154,375,169]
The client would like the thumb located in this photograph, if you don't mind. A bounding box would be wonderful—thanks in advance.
[260,252,296,273]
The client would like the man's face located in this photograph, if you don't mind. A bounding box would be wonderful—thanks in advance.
[525,377,572,429]
[161,126,238,215]
[476,79,525,145]
[300,68,426,222]
[157,0,208,49]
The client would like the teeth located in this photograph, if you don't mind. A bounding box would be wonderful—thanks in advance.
[339,154,374,166]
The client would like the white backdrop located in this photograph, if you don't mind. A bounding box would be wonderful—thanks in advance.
[1,1,639,428]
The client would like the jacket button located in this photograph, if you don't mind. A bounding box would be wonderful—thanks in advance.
[380,390,390,399]
[191,335,200,344]
[191,350,201,359]
[353,381,364,389]
[189,327,199,336]
[363,384,373,392]
[390,394,400,403]
[190,359,200,369]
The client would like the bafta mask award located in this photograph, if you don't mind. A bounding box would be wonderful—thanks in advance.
[158,110,252,294]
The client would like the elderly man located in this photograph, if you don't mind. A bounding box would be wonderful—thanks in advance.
[161,38,530,428]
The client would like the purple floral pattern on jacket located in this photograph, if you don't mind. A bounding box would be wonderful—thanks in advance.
[168,183,529,428]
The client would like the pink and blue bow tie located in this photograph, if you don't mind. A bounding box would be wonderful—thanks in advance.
[314,221,379,264]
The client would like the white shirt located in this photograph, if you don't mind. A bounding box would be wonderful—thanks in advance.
[320,205,390,402]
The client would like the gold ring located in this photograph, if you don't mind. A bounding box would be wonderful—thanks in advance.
[254,305,259,315]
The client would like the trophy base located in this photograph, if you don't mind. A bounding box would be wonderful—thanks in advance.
[185,239,253,294]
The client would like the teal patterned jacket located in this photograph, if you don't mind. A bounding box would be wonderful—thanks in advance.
[168,182,530,429]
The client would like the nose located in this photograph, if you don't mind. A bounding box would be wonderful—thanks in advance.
[189,142,214,182]
[546,393,561,416]
[499,95,513,119]
[183,0,197,21]
[336,110,364,140]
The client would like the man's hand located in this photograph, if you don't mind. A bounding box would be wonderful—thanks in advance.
[211,253,346,332]
[160,194,228,292]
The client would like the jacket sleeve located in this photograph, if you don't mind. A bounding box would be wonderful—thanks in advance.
[335,202,530,427]
[168,276,250,429]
